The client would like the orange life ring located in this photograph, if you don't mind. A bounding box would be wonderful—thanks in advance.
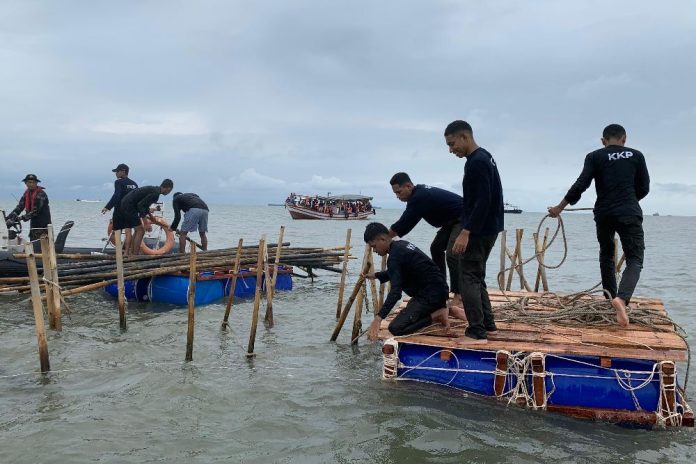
[140,216,175,255]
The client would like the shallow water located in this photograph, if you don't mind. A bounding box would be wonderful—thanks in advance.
[1,203,695,463]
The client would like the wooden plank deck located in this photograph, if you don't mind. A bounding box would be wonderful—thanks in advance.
[377,290,688,362]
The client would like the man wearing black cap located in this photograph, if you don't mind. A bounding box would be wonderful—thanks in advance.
[120,179,174,255]
[170,192,209,252]
[8,174,52,251]
[102,163,138,254]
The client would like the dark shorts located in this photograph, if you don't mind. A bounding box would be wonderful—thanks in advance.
[113,208,141,230]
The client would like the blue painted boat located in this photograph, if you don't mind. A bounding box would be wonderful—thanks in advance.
[104,266,293,306]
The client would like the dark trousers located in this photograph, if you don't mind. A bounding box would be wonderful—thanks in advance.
[388,289,448,336]
[29,227,47,253]
[457,234,498,339]
[430,221,461,294]
[595,215,644,304]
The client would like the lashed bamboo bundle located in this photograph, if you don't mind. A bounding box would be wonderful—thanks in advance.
[0,243,352,295]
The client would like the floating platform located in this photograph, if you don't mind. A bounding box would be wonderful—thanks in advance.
[378,289,693,428]
[104,266,293,306]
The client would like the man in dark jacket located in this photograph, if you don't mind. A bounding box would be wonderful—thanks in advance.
[388,172,464,308]
[548,124,650,327]
[362,222,450,340]
[102,163,138,254]
[445,120,504,342]
[120,179,174,255]
[8,174,52,251]
[170,192,209,252]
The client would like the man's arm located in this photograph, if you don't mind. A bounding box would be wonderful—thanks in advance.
[390,201,423,238]
[635,154,650,201]
[170,199,182,230]
[136,192,159,217]
[22,190,48,221]
[10,193,25,218]
[548,153,595,217]
[103,179,121,212]
[377,257,403,320]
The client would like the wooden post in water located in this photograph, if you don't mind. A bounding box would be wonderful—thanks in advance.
[335,228,352,319]
[185,244,197,361]
[505,230,520,291]
[351,245,370,343]
[540,227,549,292]
[247,235,266,356]
[330,260,371,341]
[264,226,285,327]
[498,230,507,289]
[45,225,62,330]
[39,235,57,330]
[367,248,379,315]
[377,255,386,310]
[25,243,50,373]
[113,231,127,330]
[221,238,244,329]
[613,237,619,275]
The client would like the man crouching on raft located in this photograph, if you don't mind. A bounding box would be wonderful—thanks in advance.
[362,222,450,341]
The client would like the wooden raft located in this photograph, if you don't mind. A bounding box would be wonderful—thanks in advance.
[378,289,688,362]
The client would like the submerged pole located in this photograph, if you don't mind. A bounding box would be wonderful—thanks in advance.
[330,259,371,342]
[46,224,62,330]
[185,244,197,361]
[335,228,352,319]
[39,234,57,330]
[265,226,285,327]
[247,235,266,356]
[25,243,50,373]
[113,231,127,330]
[222,238,244,329]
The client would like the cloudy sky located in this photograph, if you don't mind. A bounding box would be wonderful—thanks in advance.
[1,1,695,214]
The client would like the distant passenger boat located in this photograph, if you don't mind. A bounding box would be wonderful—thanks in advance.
[652,212,660,217]
[504,202,522,214]
[285,193,375,220]
[76,199,100,203]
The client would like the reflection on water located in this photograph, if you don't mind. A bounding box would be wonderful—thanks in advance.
[1,203,695,462]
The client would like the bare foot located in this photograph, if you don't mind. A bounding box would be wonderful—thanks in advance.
[448,304,468,321]
[612,297,629,327]
[431,307,450,333]
[456,336,488,346]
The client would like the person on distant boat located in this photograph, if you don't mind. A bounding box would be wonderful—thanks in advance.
[119,179,174,255]
[548,124,650,327]
[388,172,465,311]
[445,120,504,343]
[362,222,450,340]
[102,163,138,254]
[169,192,209,253]
[7,174,52,252]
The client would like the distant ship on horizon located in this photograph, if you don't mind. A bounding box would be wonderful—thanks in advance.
[504,202,522,214]
[76,199,100,203]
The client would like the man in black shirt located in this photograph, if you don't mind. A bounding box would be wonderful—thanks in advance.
[8,174,52,252]
[388,172,464,307]
[120,179,174,255]
[102,163,138,254]
[170,192,210,252]
[548,124,650,327]
[445,120,504,342]
[363,222,450,340]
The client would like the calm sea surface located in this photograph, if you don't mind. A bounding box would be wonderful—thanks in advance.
[1,202,695,463]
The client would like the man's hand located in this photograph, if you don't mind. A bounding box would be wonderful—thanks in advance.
[101,207,108,215]
[452,229,470,255]
[547,205,564,218]
[362,272,376,280]
[367,316,382,341]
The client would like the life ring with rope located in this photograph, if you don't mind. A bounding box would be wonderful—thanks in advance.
[106,216,174,255]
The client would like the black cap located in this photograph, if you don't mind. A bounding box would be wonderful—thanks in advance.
[112,163,129,172]
[21,174,41,183]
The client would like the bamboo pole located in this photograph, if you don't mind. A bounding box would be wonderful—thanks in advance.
[335,228,352,319]
[517,229,525,290]
[616,253,625,273]
[113,232,127,330]
[613,237,619,275]
[221,238,244,329]
[247,235,266,357]
[540,227,549,291]
[498,230,507,289]
[25,243,50,373]
[265,226,285,327]
[505,231,519,291]
[367,248,379,315]
[377,254,386,311]
[185,244,197,362]
[40,235,57,330]
[351,245,370,343]
[330,259,371,341]
[46,224,62,330]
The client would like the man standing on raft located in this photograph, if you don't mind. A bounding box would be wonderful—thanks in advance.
[548,124,650,327]
[363,222,450,341]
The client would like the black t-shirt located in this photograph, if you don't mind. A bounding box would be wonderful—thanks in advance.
[104,177,138,211]
[390,185,463,236]
[171,193,209,230]
[374,240,449,318]
[564,145,650,217]
[461,147,504,235]
[120,186,161,217]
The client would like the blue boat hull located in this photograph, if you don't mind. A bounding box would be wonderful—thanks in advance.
[104,268,293,306]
